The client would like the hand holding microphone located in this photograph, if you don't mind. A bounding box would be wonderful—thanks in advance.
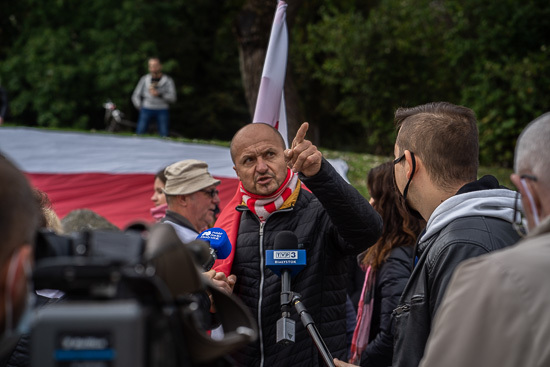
[196,227,232,271]
[197,228,236,312]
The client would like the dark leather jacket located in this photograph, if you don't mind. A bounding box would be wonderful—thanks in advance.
[392,177,520,367]
[230,159,382,367]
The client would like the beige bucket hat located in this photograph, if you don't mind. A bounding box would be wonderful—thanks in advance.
[163,159,220,196]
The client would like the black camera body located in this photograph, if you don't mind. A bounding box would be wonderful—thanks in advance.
[29,225,257,367]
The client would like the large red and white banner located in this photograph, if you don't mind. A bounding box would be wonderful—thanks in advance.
[0,127,240,229]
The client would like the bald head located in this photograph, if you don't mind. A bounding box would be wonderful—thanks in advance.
[230,123,286,164]
[515,112,550,192]
[230,123,289,196]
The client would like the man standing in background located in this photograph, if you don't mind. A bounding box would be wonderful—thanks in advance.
[131,57,176,137]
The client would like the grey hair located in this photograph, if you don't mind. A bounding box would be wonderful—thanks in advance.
[514,112,550,188]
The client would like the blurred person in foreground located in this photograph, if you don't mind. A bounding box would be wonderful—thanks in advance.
[217,122,382,366]
[391,102,520,367]
[0,154,40,364]
[419,112,550,367]
[131,57,176,137]
[334,161,424,367]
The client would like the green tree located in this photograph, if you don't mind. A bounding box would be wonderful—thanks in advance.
[0,0,248,139]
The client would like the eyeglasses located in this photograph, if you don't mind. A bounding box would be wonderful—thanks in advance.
[512,174,538,237]
[201,189,219,198]
[393,151,415,200]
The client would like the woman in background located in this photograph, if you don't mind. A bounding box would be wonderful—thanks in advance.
[336,161,425,366]
[150,167,168,221]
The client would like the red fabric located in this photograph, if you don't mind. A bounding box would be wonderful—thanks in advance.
[212,189,243,276]
[212,180,312,277]
[27,173,239,230]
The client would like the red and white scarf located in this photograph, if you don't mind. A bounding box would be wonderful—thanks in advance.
[240,168,299,222]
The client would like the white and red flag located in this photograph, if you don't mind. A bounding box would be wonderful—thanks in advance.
[214,0,290,275]
[252,0,289,147]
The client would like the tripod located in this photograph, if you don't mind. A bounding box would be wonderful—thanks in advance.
[277,285,336,367]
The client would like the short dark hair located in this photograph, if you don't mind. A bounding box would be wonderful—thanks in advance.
[0,155,40,266]
[395,102,479,189]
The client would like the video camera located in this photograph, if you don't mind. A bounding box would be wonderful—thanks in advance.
[29,223,257,367]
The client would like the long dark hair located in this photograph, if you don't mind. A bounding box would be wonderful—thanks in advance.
[361,161,425,270]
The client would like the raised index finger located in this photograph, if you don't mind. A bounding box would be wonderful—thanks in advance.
[291,122,309,149]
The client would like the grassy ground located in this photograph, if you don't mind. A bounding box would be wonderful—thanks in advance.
[5,124,514,197]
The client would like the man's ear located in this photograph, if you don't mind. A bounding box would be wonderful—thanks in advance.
[233,165,241,181]
[511,173,543,226]
[404,150,418,179]
[1,245,32,310]
[178,195,189,207]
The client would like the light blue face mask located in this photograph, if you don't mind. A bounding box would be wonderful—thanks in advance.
[3,249,35,338]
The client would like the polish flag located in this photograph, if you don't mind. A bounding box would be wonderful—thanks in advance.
[214,0,290,275]
[252,0,289,147]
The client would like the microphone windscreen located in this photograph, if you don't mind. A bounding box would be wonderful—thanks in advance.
[274,231,298,250]
[197,227,232,259]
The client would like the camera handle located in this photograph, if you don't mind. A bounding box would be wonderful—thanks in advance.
[277,291,336,367]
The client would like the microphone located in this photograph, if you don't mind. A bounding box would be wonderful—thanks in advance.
[265,231,306,345]
[196,227,232,271]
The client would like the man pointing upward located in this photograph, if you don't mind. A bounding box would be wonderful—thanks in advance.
[221,122,382,367]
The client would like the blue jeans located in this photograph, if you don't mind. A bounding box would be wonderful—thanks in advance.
[136,108,170,137]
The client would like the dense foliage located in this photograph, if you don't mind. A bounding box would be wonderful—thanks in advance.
[1,0,549,166]
[0,0,247,139]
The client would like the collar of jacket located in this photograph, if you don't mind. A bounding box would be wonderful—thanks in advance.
[162,210,197,232]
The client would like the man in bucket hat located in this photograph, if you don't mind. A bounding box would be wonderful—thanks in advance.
[161,159,221,243]
[161,159,236,313]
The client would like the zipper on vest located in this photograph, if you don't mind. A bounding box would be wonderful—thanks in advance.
[258,221,266,367]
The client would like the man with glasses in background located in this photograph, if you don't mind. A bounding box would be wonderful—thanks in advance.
[419,112,550,367]
[161,159,235,307]
[391,102,520,367]
[162,159,221,242]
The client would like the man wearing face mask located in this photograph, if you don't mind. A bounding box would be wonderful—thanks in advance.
[419,112,550,367]
[391,102,520,367]
[0,155,40,364]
